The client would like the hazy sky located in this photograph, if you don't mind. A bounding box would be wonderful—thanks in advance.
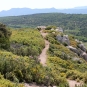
[0,0,87,11]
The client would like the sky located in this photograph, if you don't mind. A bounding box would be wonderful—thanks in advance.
[0,0,87,11]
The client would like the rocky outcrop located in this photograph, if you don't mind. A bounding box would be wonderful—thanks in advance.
[37,26,46,30]
[67,45,87,61]
[56,34,87,61]
[78,44,86,52]
[67,46,80,55]
[81,52,87,61]
[55,27,63,33]
[56,35,70,46]
[72,57,82,63]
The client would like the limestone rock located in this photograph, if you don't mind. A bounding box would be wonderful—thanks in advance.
[67,46,87,61]
[55,27,63,33]
[78,44,87,52]
[56,35,70,46]
[81,52,87,61]
[67,46,79,55]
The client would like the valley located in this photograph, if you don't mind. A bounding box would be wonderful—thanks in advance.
[0,13,87,42]
[0,13,87,87]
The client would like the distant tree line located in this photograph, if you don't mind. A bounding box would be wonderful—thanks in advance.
[0,13,87,41]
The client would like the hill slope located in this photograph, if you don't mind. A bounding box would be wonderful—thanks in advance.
[0,26,87,86]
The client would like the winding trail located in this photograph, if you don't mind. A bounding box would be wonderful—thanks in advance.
[38,30,49,66]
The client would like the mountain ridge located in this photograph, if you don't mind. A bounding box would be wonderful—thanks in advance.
[0,6,87,17]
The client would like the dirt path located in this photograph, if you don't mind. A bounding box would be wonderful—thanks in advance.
[39,30,49,66]
[39,40,49,66]
[25,83,31,87]
[67,80,82,87]
[40,31,48,38]
[25,30,49,87]
[25,83,39,87]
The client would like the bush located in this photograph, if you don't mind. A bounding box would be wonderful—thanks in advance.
[0,73,24,87]
[10,29,45,57]
[66,70,82,80]
[83,72,87,83]
[0,23,11,49]
[45,25,57,30]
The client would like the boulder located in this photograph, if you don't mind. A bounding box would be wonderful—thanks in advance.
[72,57,83,63]
[78,44,87,52]
[62,35,70,45]
[56,35,63,43]
[56,35,70,45]
[81,52,87,61]
[56,27,63,33]
[67,46,79,55]
[67,46,87,61]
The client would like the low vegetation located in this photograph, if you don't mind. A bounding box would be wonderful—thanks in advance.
[0,24,69,86]
[0,72,24,87]
[0,23,87,86]
[46,30,87,86]
[10,28,45,57]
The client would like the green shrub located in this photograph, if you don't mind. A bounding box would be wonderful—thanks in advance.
[0,23,11,49]
[0,73,24,87]
[83,72,87,83]
[10,29,45,57]
[66,70,82,80]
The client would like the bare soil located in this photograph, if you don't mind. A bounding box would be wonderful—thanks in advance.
[38,30,49,66]
[25,83,39,87]
[67,80,83,87]
[38,39,49,66]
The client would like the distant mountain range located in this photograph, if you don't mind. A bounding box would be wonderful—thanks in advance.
[0,6,87,17]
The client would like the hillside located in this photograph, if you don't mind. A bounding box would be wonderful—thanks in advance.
[0,13,87,42]
[0,23,87,87]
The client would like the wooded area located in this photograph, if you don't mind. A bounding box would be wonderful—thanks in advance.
[0,13,87,41]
